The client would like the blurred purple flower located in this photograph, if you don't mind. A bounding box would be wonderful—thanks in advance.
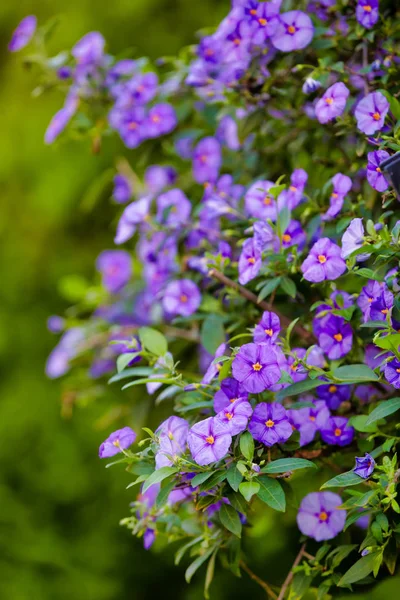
[355,91,389,135]
[8,15,37,52]
[315,82,349,124]
[297,492,345,541]
[99,426,136,458]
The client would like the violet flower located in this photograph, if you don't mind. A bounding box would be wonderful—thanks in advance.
[156,188,191,228]
[162,279,201,317]
[114,196,151,245]
[323,173,352,221]
[187,417,232,465]
[341,218,366,259]
[232,343,281,393]
[316,383,352,410]
[271,11,314,52]
[354,453,375,478]
[301,238,346,282]
[96,250,132,294]
[356,0,379,29]
[8,15,37,52]
[367,150,390,192]
[384,358,400,389]
[248,402,293,447]
[192,137,222,184]
[315,82,350,124]
[253,311,281,344]
[288,400,330,446]
[216,398,253,436]
[213,378,248,413]
[238,238,262,285]
[245,180,277,221]
[354,91,389,135]
[297,491,346,541]
[155,416,189,469]
[278,169,308,211]
[113,174,132,204]
[99,426,136,458]
[318,315,353,360]
[320,416,354,446]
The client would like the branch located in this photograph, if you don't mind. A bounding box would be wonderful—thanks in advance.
[240,560,277,598]
[277,543,306,600]
[208,269,315,343]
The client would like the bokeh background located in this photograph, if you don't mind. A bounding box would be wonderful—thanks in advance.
[0,1,399,599]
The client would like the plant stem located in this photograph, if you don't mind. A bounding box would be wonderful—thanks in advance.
[240,560,277,598]
[277,543,306,600]
[208,269,315,342]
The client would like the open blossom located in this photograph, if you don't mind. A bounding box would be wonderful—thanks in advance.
[315,83,349,124]
[271,11,314,52]
[367,150,390,192]
[162,279,201,317]
[323,173,352,221]
[253,221,275,251]
[187,417,232,465]
[213,378,248,413]
[245,180,277,221]
[278,169,308,211]
[8,15,37,52]
[280,220,306,250]
[216,398,253,436]
[145,165,176,194]
[355,91,389,135]
[356,0,379,29]
[354,453,375,478]
[114,196,151,244]
[288,400,330,446]
[320,416,354,446]
[238,238,261,285]
[370,287,393,321]
[72,31,105,64]
[384,358,400,389]
[156,189,191,227]
[155,416,189,469]
[301,238,346,282]
[248,402,292,447]
[96,250,131,294]
[232,343,281,393]
[192,137,222,184]
[297,492,346,541]
[99,426,136,458]
[341,218,366,259]
[316,383,352,410]
[318,315,353,360]
[253,311,281,344]
[146,103,177,138]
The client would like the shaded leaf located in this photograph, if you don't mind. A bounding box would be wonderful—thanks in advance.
[257,476,286,511]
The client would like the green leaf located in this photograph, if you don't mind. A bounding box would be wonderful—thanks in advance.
[200,314,225,355]
[378,89,400,121]
[374,333,400,352]
[239,481,260,502]
[226,491,248,515]
[226,464,243,492]
[108,366,154,383]
[257,476,286,512]
[338,552,380,586]
[191,472,213,487]
[155,477,177,508]
[219,503,242,537]
[142,467,177,493]
[261,458,317,474]
[198,470,227,492]
[354,268,383,282]
[328,545,357,569]
[349,414,378,433]
[117,353,139,373]
[240,431,254,461]
[365,397,400,426]
[185,547,215,583]
[333,364,378,383]
[175,536,203,566]
[321,471,363,489]
[280,276,296,299]
[276,378,321,400]
[138,326,168,356]
[204,548,218,600]
[257,277,281,302]
[289,572,313,599]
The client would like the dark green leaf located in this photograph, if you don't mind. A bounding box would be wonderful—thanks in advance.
[280,276,296,299]
[261,458,317,474]
[333,364,378,383]
[142,467,177,493]
[226,464,243,492]
[338,552,380,586]
[108,366,154,383]
[198,470,227,492]
[365,398,400,426]
[257,476,286,512]
[321,471,363,489]
[185,547,215,583]
[276,378,321,400]
[240,431,254,461]
[138,326,168,356]
[200,314,225,355]
[219,503,242,537]
[191,472,213,487]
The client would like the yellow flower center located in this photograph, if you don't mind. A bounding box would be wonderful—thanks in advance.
[329,385,337,393]
[363,4,372,12]
[265,419,275,428]
[233,38,241,46]
[225,412,233,420]
[250,9,257,15]
[282,234,291,243]
[372,112,381,121]
[252,362,263,371]
[180,294,188,303]
[318,255,327,264]
[334,428,342,437]
[309,416,316,422]
[112,440,120,447]
[289,185,297,192]
[376,167,381,173]
[331,192,338,199]
[396,368,400,374]
[288,25,296,34]
[258,17,267,26]
[265,328,273,337]
[334,333,343,342]
[381,308,389,314]
[205,435,215,445]
[367,297,373,303]
[325,97,333,105]
[263,195,272,205]
[319,511,328,521]
[151,114,160,123]
[128,122,138,130]
[168,431,174,440]
[248,257,256,264]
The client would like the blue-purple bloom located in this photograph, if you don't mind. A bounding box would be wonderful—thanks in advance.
[248,402,292,447]
[156,189,191,228]
[187,417,232,466]
[232,343,281,393]
[288,400,330,446]
[355,91,389,135]
[384,358,400,389]
[44,95,78,144]
[318,315,353,360]
[271,11,314,52]
[162,279,201,317]
[341,218,366,259]
[192,137,222,184]
[96,250,132,294]
[356,0,379,29]
[367,150,390,192]
[8,15,37,52]
[113,174,132,204]
[316,383,352,410]
[315,83,349,124]
[114,196,150,245]
[323,173,352,221]
[320,416,354,446]
[297,492,346,541]
[99,426,136,458]
[216,398,253,436]
[301,238,346,282]
[147,103,177,138]
[278,169,308,211]
[245,180,278,220]
[155,416,189,469]
[238,238,261,285]
[354,453,375,478]
[213,378,248,413]
[145,165,176,194]
[370,286,393,321]
[253,311,281,344]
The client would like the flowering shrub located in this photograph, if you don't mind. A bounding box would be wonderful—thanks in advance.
[10,1,400,597]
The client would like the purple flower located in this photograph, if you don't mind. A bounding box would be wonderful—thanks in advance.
[302,77,321,94]
[281,219,307,250]
[145,165,176,194]
[355,91,389,135]
[44,95,78,144]
[216,398,253,435]
[113,174,132,204]
[114,197,150,245]
[278,169,308,211]
[143,529,156,550]
[354,453,375,478]
[72,32,105,65]
[370,287,393,321]
[187,417,232,466]
[162,279,201,317]
[253,311,281,344]
[47,315,65,334]
[318,315,353,360]
[146,103,177,138]
[253,221,275,251]
[271,11,314,52]
[315,83,350,124]
[301,238,346,282]
[8,15,37,52]
[217,116,240,150]
[238,238,262,285]
[232,343,281,393]
[248,402,292,447]
[99,426,136,458]
[316,383,351,410]
[320,416,354,446]
[155,416,189,469]
[192,137,222,184]
[356,0,379,29]
[96,250,131,294]
[122,72,158,105]
[367,150,390,192]
[288,400,330,446]
[245,180,277,221]
[213,378,248,413]
[156,189,191,228]
[201,343,227,385]
[323,173,352,221]
[111,106,146,148]
[45,328,84,379]
[384,358,400,388]
[297,492,346,541]
[341,218,366,259]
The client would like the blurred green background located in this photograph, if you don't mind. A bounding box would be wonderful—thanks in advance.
[1,1,399,599]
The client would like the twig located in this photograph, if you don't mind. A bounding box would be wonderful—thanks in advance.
[240,560,277,598]
[163,325,200,343]
[208,269,315,343]
[277,543,306,600]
